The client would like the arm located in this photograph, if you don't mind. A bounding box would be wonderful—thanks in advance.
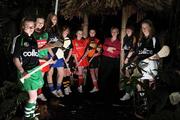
[13,57,24,73]
[65,49,72,62]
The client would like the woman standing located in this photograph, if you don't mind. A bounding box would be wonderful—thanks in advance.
[86,29,102,93]
[13,18,43,120]
[46,13,64,97]
[34,16,49,101]
[72,30,89,93]
[99,27,121,104]
[136,19,161,91]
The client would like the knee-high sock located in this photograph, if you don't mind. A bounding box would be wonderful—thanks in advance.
[24,102,36,118]
[48,83,54,92]
[37,88,42,95]
[78,75,84,86]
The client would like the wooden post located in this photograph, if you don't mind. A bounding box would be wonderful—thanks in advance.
[55,0,59,15]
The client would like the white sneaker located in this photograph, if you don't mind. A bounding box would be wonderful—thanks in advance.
[90,87,99,93]
[52,90,60,98]
[57,89,64,97]
[120,93,131,101]
[78,85,83,93]
[64,87,70,95]
[37,94,47,101]
[67,87,72,93]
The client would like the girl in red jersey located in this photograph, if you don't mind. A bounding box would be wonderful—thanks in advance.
[72,30,89,93]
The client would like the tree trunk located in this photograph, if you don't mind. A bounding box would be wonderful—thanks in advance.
[120,5,136,75]
[82,13,89,38]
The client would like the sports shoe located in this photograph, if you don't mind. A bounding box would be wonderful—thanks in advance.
[78,85,83,93]
[90,87,99,93]
[67,86,72,93]
[57,89,64,97]
[37,94,47,101]
[120,93,131,101]
[64,87,70,95]
[52,90,60,98]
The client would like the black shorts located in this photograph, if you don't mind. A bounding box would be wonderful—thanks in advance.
[89,56,100,69]
[64,56,75,69]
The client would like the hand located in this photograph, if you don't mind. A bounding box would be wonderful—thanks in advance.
[21,71,30,79]
[124,58,129,64]
[149,54,160,60]
[107,47,116,53]
[65,58,69,63]
[49,58,56,64]
[93,53,100,57]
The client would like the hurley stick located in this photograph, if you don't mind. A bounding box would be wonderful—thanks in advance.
[20,49,64,83]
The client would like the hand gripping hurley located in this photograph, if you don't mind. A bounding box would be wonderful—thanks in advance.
[20,49,64,83]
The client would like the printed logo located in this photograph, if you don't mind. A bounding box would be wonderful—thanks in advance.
[23,49,38,57]
[49,37,58,42]
[24,42,29,47]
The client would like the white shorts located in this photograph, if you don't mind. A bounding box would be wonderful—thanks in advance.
[139,59,159,80]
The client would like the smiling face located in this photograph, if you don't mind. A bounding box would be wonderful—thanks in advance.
[89,29,96,37]
[35,18,45,30]
[111,28,119,38]
[51,15,57,26]
[76,30,83,40]
[24,21,35,36]
[141,23,151,37]
[126,28,133,37]
[62,28,70,38]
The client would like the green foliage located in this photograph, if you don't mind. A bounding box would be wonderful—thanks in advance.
[0,81,28,120]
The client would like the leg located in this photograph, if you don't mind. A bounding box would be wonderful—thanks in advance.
[24,90,38,119]
[47,67,54,92]
[90,68,99,93]
[56,67,64,97]
[77,66,84,93]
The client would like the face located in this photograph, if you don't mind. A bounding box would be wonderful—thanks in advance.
[142,23,151,37]
[76,30,83,40]
[89,30,96,37]
[126,28,133,37]
[51,15,57,26]
[62,28,70,38]
[111,28,119,37]
[24,21,35,36]
[35,18,45,30]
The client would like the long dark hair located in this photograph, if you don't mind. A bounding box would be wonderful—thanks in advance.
[45,12,58,33]
[139,19,155,42]
[59,26,70,40]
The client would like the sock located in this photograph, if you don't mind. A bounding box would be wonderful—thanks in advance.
[57,83,61,91]
[48,83,54,92]
[78,75,84,87]
[37,88,42,95]
[92,80,98,89]
[24,102,36,118]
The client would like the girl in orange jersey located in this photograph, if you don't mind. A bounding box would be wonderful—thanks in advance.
[72,30,89,93]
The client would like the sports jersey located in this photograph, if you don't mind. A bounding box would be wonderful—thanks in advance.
[86,37,101,57]
[136,36,160,61]
[47,26,60,54]
[72,38,89,67]
[33,31,48,59]
[64,37,72,58]
[13,32,39,71]
[123,35,136,51]
[102,38,121,58]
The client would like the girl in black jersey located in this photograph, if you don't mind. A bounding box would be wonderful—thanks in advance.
[13,18,43,120]
[46,13,64,98]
